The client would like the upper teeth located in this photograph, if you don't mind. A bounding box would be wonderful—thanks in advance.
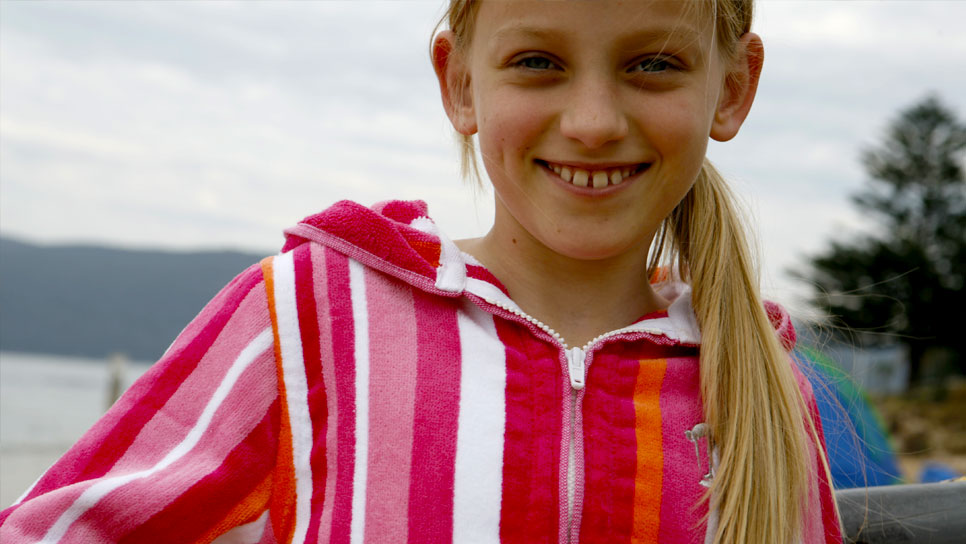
[546,161,638,187]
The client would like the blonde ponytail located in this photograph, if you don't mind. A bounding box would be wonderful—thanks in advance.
[650,160,829,543]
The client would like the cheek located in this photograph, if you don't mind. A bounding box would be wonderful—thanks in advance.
[651,96,713,158]
[477,90,552,162]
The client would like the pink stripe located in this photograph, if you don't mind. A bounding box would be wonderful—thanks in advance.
[363,271,419,543]
[407,291,461,543]
[311,245,339,544]
[293,244,329,543]
[324,249,356,544]
[658,355,708,543]
[61,348,276,542]
[0,486,88,538]
[109,286,272,475]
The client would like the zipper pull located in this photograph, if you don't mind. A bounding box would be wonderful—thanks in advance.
[685,423,715,488]
[567,347,586,390]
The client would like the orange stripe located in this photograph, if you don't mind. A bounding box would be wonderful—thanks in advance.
[631,358,667,543]
[261,257,297,543]
[193,472,274,544]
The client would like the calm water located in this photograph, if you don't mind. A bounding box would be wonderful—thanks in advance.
[0,351,152,507]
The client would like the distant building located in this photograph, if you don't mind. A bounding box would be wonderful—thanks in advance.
[794,320,910,395]
[822,344,910,395]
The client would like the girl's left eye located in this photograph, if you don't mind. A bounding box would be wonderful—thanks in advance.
[629,57,675,73]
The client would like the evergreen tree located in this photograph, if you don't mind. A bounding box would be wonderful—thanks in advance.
[805,95,966,384]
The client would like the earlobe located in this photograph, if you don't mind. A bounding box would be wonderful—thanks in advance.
[710,33,764,142]
[432,31,477,135]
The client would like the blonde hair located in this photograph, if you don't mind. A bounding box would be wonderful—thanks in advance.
[435,1,835,542]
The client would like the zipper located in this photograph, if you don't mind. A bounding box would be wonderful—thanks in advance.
[480,296,677,543]
[482,298,582,541]
[564,348,584,544]
[567,347,586,390]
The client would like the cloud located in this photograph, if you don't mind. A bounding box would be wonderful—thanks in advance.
[2,1,964,309]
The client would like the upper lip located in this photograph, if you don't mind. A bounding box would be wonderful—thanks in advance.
[538,159,648,170]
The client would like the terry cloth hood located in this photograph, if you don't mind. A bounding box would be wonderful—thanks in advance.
[281,199,796,350]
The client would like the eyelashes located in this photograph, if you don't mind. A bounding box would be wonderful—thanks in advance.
[628,56,678,74]
[511,54,681,76]
[513,55,561,72]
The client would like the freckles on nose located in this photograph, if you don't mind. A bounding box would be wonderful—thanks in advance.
[558,81,628,148]
[561,105,628,149]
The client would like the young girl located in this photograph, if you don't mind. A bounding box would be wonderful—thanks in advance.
[1,1,841,542]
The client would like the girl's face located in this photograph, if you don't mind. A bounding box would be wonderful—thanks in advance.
[437,0,760,261]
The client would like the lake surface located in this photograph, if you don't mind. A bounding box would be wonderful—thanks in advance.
[0,351,152,507]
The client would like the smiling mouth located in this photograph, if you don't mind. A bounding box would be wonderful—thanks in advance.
[537,160,649,188]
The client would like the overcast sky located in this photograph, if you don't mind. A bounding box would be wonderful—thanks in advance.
[2,0,965,313]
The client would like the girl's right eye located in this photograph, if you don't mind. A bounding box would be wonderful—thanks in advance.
[515,56,558,71]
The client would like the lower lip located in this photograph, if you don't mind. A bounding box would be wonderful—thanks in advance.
[539,161,647,196]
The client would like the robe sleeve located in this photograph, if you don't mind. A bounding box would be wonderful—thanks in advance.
[0,262,282,543]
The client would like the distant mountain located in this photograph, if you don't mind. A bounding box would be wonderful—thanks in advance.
[0,237,267,362]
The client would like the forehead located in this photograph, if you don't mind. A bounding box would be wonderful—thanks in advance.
[470,0,713,51]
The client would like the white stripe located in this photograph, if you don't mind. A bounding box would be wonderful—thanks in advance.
[410,216,466,292]
[663,283,701,344]
[348,259,371,544]
[452,300,506,543]
[703,449,720,544]
[272,251,315,544]
[465,276,521,313]
[211,509,269,544]
[703,503,718,544]
[37,328,273,544]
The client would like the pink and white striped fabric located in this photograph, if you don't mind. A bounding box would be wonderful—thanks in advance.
[0,200,842,543]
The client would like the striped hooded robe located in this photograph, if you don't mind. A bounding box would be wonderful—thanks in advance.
[0,200,841,543]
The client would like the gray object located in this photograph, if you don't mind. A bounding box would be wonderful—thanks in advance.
[837,482,966,543]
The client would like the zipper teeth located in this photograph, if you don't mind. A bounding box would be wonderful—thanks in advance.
[484,298,569,348]
[579,326,670,352]
[484,297,674,353]
[567,388,577,542]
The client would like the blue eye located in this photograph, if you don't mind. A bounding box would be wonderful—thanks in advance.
[631,57,673,73]
[518,56,556,70]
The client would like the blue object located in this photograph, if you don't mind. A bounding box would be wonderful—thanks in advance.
[919,462,960,483]
[796,347,903,488]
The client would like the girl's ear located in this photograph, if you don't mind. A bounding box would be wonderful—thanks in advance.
[433,31,477,135]
[710,32,764,142]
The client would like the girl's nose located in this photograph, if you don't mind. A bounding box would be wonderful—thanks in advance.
[559,78,629,149]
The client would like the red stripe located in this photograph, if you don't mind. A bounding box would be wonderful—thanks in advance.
[16,264,265,505]
[406,291,462,543]
[325,249,356,544]
[580,349,640,543]
[793,358,843,542]
[496,320,562,544]
[116,399,279,543]
[810,394,843,542]
[293,244,329,543]
[312,244,339,543]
